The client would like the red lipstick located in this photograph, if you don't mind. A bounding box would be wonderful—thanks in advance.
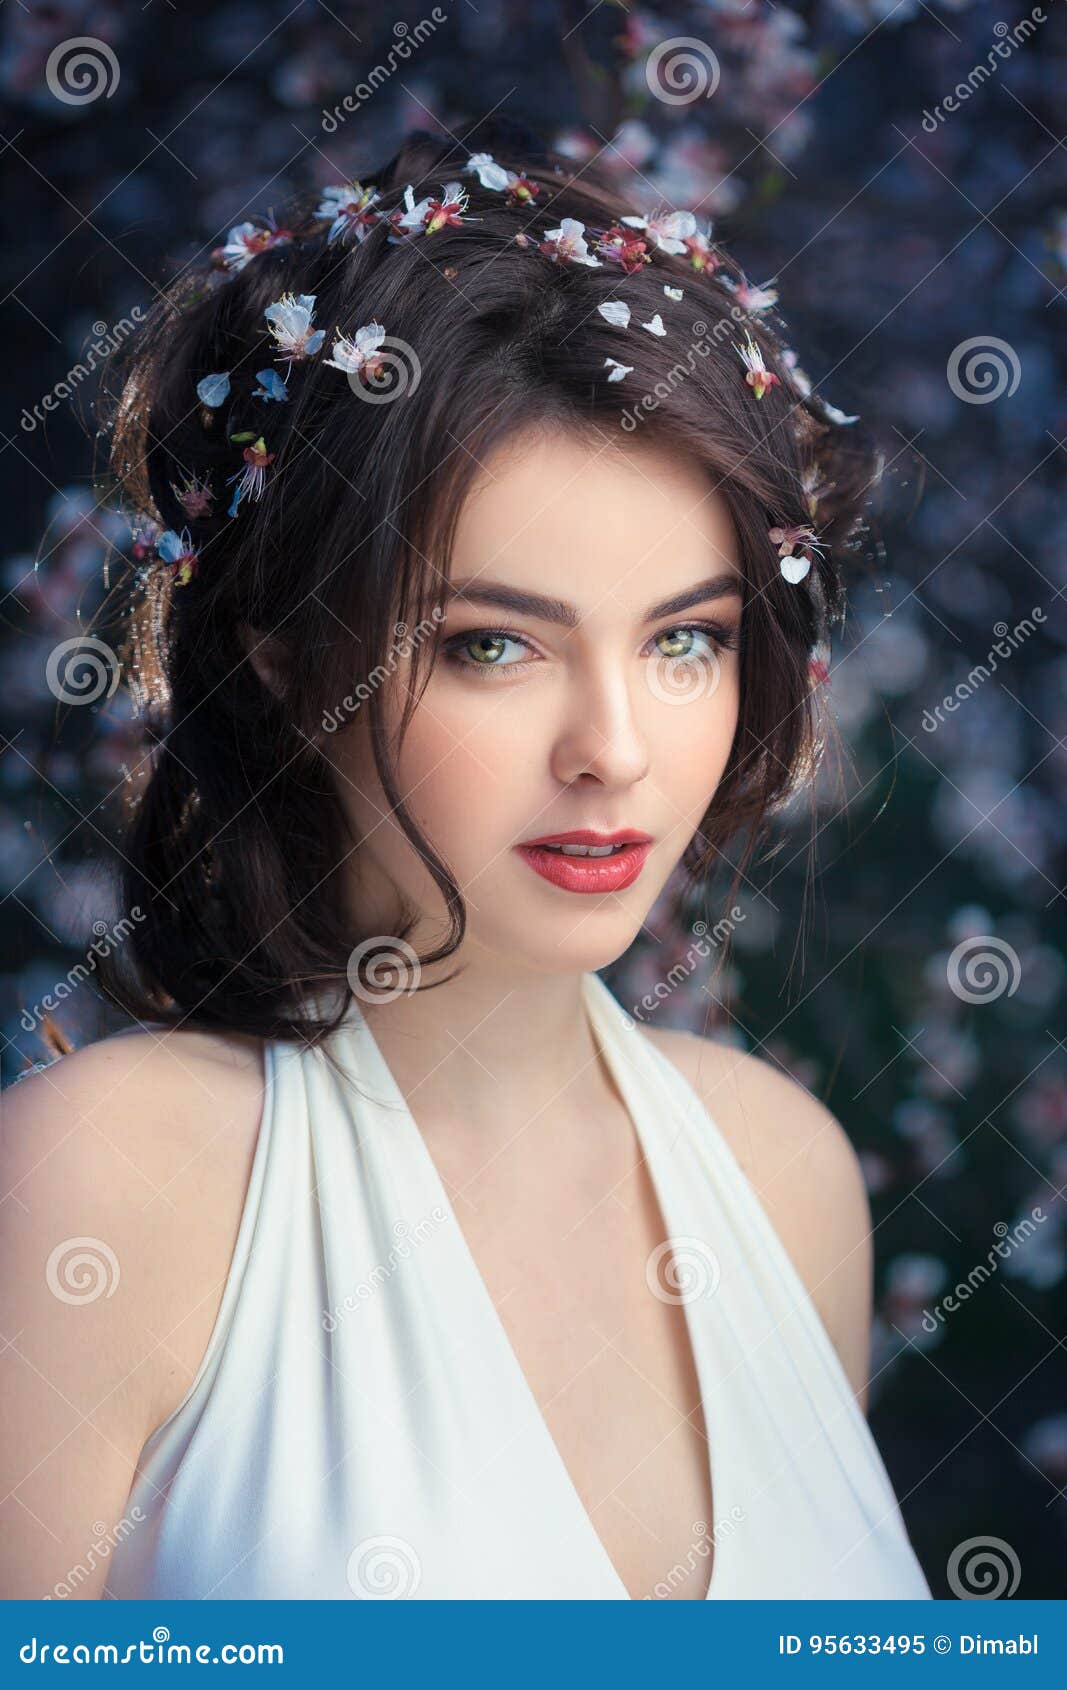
[514,829,653,895]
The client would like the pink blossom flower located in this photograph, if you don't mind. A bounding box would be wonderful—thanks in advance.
[170,470,214,521]
[464,152,510,191]
[596,223,651,272]
[226,437,275,517]
[735,331,781,399]
[619,208,696,255]
[396,181,476,236]
[323,321,389,383]
[539,218,602,267]
[503,171,543,206]
[769,522,825,585]
[316,180,380,245]
[211,216,293,272]
[264,292,325,376]
[682,226,721,273]
[730,278,779,311]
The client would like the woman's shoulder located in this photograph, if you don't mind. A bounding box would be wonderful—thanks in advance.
[636,1021,873,1409]
[1,1023,267,1442]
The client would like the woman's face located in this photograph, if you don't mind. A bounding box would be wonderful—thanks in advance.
[330,427,744,978]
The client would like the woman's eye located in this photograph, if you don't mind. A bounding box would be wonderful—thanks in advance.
[652,624,731,663]
[448,630,532,670]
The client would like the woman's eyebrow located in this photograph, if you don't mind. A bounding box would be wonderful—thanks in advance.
[446,572,742,627]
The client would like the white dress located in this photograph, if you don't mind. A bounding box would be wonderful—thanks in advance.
[104,971,932,1600]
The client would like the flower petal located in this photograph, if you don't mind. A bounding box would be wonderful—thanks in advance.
[196,372,231,407]
[780,554,812,585]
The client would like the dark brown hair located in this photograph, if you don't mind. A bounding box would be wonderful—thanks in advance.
[94,121,880,1042]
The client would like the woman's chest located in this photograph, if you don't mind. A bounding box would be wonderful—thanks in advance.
[427,1116,715,1598]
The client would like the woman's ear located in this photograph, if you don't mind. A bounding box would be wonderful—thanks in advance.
[237,621,289,699]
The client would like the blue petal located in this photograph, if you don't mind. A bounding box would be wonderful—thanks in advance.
[196,372,231,407]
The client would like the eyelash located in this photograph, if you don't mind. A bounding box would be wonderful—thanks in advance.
[442,619,742,677]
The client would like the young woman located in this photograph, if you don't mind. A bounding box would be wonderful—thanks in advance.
[1,128,932,1601]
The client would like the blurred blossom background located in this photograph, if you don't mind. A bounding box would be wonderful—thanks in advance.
[2,0,1065,1598]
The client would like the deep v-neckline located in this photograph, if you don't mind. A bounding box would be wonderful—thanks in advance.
[347,970,720,1601]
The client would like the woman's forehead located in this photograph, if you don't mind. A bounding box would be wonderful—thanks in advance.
[449,428,742,583]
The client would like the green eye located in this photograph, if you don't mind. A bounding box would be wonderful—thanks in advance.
[465,634,510,665]
[447,629,532,670]
[655,626,714,661]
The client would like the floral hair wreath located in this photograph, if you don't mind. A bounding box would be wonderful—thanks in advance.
[146,147,857,645]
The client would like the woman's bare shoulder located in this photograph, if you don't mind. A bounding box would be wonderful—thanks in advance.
[1,1023,267,1445]
[637,1021,873,1410]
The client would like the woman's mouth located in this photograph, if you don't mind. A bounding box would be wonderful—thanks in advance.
[514,831,653,895]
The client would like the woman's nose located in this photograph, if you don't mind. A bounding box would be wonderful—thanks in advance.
[549,665,650,789]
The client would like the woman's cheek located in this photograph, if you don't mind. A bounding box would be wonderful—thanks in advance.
[395,687,532,831]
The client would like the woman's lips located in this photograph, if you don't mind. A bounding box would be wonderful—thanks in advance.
[514,839,653,894]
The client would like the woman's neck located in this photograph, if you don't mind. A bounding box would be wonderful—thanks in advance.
[355,958,605,1137]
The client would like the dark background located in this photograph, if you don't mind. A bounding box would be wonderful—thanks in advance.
[2,0,1065,1598]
